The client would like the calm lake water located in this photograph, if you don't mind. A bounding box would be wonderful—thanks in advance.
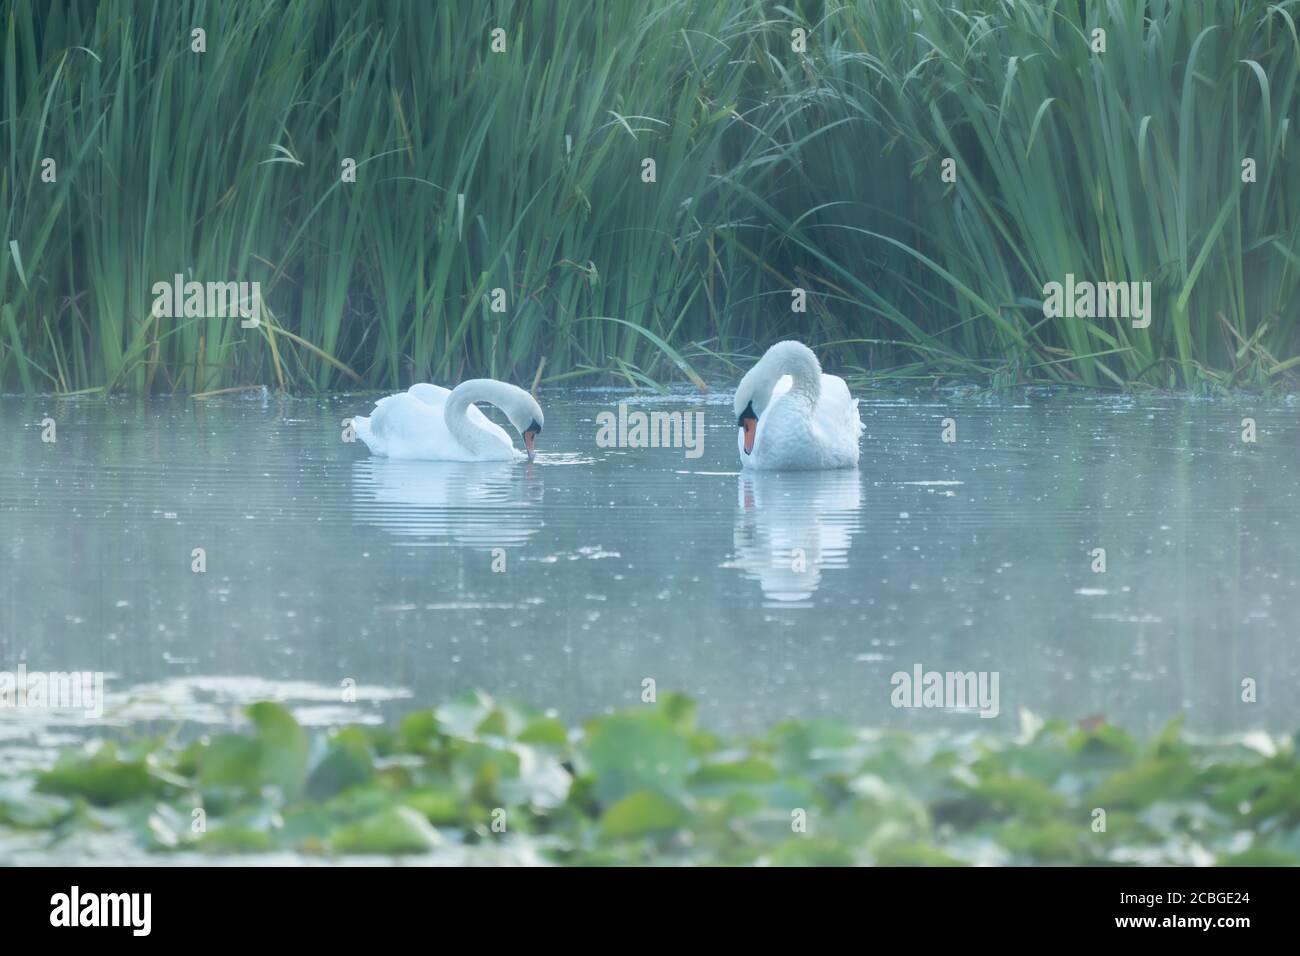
[2,388,1298,747]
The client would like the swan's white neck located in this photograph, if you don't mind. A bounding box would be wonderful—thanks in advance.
[755,341,821,410]
[444,379,523,455]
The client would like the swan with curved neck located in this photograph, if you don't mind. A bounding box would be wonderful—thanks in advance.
[352,379,544,462]
[733,341,863,470]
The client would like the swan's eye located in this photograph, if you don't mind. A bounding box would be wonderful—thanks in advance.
[737,401,757,428]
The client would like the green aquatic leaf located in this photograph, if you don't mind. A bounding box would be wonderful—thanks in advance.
[397,709,442,750]
[197,705,310,800]
[306,729,375,801]
[767,836,857,867]
[600,790,690,839]
[37,743,168,806]
[1204,767,1279,814]
[248,701,310,798]
[198,735,265,794]
[1089,758,1197,809]
[582,714,692,805]
[400,788,462,825]
[476,708,512,738]
[1241,766,1300,823]
[689,757,780,789]
[517,716,569,747]
[964,773,1065,820]
[995,818,1088,863]
[1148,715,1189,758]
[655,692,697,732]
[873,842,969,867]
[769,718,861,776]
[448,740,520,805]
[1072,723,1139,758]
[3,689,1297,866]
[330,806,443,855]
[200,825,278,853]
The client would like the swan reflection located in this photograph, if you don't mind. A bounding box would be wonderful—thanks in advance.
[351,458,543,547]
[730,469,863,604]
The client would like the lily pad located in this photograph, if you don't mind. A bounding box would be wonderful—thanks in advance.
[330,806,443,855]
[600,790,690,839]
[37,743,167,806]
[582,714,691,805]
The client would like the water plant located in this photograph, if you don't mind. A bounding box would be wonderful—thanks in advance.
[1,692,1296,865]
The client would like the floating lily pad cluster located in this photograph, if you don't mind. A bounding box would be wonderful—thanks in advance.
[1,693,1296,865]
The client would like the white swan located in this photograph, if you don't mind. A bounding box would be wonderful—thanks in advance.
[733,341,863,469]
[352,380,544,462]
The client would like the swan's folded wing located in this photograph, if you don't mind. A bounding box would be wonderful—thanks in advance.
[367,391,409,415]
[407,383,451,407]
[406,383,501,437]
[367,392,431,441]
[818,374,864,435]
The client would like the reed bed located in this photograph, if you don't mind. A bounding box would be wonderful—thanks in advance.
[2,0,1297,394]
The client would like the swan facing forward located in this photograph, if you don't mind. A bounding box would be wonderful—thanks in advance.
[352,379,544,462]
[733,341,863,470]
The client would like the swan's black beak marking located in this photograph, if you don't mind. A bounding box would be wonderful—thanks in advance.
[738,401,757,455]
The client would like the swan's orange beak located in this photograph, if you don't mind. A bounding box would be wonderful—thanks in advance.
[741,417,757,455]
[523,430,537,462]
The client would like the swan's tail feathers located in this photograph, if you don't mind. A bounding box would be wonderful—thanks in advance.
[351,414,378,453]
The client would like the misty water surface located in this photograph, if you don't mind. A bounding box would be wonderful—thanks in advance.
[2,388,1297,746]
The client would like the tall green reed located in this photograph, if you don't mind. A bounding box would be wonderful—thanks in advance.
[2,0,1296,393]
[784,0,1300,388]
